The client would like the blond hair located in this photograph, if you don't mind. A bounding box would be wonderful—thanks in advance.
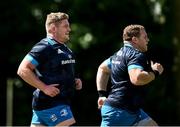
[45,12,69,33]
[123,24,145,41]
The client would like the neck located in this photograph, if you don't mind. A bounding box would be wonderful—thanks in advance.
[124,41,142,52]
[47,34,65,44]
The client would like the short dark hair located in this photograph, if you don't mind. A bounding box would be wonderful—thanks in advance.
[123,24,145,41]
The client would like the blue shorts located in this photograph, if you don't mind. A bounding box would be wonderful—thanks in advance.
[31,105,74,126]
[101,105,151,126]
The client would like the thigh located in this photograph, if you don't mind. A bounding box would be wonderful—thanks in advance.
[134,117,158,126]
[30,124,45,127]
[31,110,45,126]
[55,117,75,126]
[134,109,158,126]
[32,105,75,126]
[101,105,139,126]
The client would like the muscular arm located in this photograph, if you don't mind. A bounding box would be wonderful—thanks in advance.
[128,68,155,86]
[96,62,111,91]
[17,57,60,97]
[96,61,111,108]
[17,58,47,91]
[129,61,164,86]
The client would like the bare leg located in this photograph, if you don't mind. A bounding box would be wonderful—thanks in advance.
[133,117,158,126]
[55,117,76,127]
[30,117,75,127]
[30,124,46,127]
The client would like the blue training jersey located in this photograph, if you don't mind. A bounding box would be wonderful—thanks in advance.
[25,37,77,110]
[105,42,152,112]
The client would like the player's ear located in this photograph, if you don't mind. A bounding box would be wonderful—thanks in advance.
[48,24,56,33]
[132,36,138,43]
[51,24,56,32]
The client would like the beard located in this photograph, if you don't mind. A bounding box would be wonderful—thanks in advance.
[64,35,70,43]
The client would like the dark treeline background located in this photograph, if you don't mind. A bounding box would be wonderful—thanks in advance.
[1,0,180,126]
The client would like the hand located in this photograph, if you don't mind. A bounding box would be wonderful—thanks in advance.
[43,84,60,97]
[97,97,106,109]
[75,78,82,90]
[151,61,164,75]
